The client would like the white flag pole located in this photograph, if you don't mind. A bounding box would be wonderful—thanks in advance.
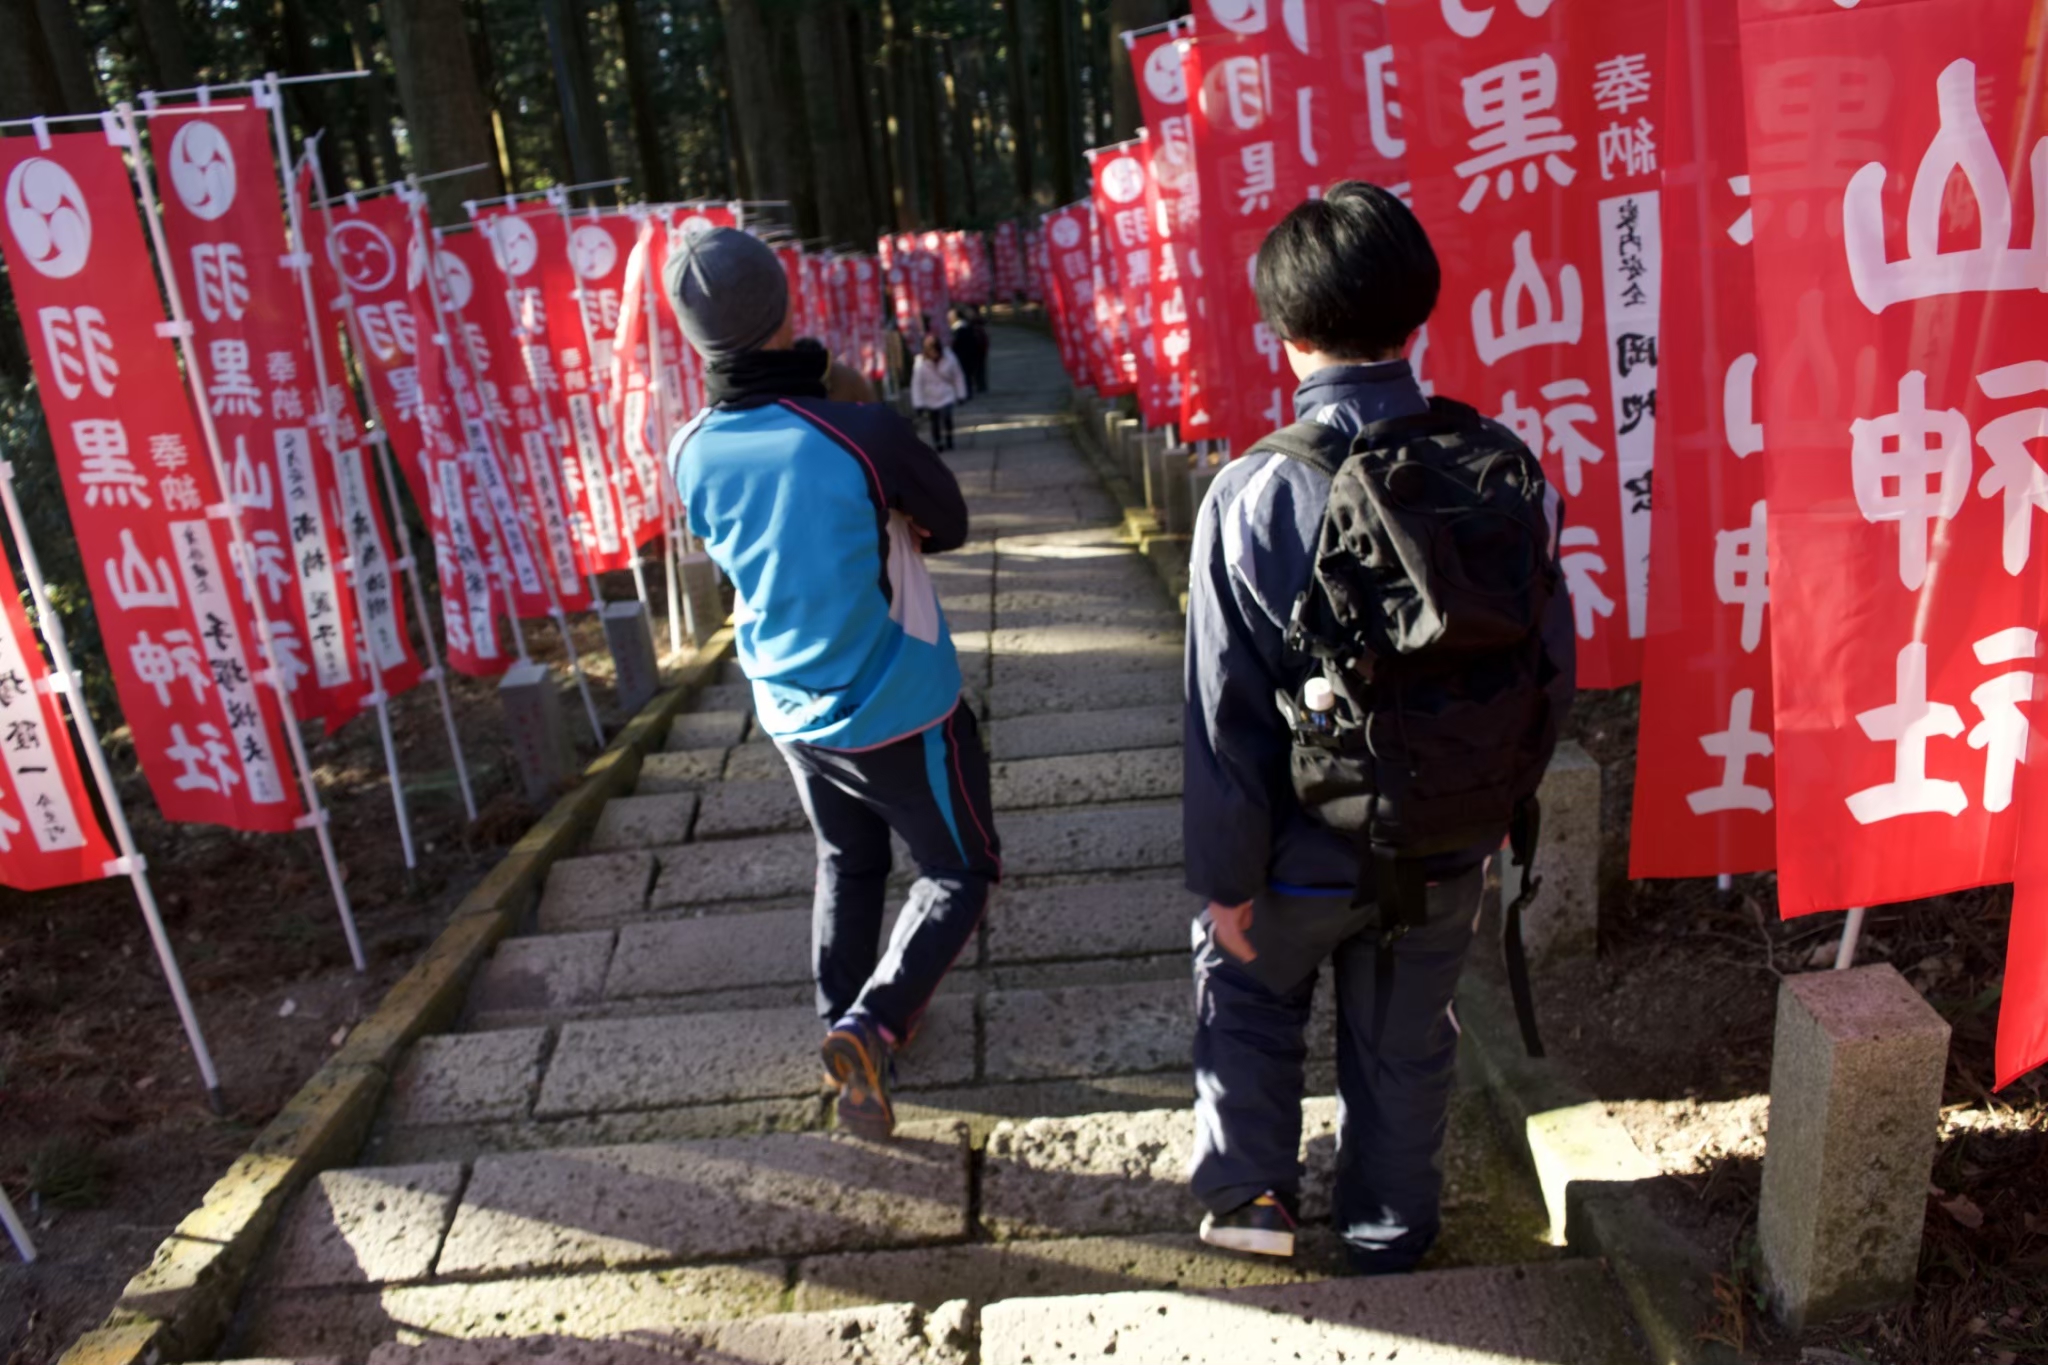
[120,100,366,972]
[636,211,689,655]
[554,190,652,615]
[0,459,227,1113]
[0,1185,34,1262]
[408,185,606,745]
[1834,907,1867,970]
[265,90,416,870]
[305,146,478,824]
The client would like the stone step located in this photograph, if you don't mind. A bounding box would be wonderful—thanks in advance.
[976,1262,1647,1365]
[986,704,1180,760]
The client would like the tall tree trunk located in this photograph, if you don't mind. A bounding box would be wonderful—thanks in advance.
[1105,0,1171,139]
[36,0,100,112]
[539,0,614,191]
[0,0,67,119]
[916,36,947,227]
[795,0,871,246]
[1040,0,1077,202]
[382,0,504,221]
[342,0,403,182]
[943,39,978,224]
[132,0,196,91]
[768,5,819,237]
[881,0,921,229]
[847,3,889,240]
[613,0,672,201]
[721,0,804,212]
[1000,0,1033,213]
[278,1,349,195]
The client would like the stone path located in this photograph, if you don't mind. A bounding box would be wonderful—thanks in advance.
[202,327,1646,1364]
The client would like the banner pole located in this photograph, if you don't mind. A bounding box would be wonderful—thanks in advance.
[120,101,367,972]
[0,459,227,1112]
[0,1186,34,1262]
[268,92,416,870]
[1834,907,1868,971]
[635,216,688,655]
[303,158,480,823]
[551,189,645,616]
[409,185,606,744]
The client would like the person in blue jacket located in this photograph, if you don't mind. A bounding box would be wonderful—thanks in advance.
[1183,184,1575,1270]
[665,227,1000,1142]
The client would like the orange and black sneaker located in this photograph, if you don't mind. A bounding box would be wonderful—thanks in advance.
[821,1013,896,1141]
[1198,1190,1299,1258]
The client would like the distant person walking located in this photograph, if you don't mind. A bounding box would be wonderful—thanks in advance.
[664,227,1000,1143]
[950,306,991,396]
[911,333,967,451]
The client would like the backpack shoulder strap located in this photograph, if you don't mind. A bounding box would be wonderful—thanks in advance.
[1351,395,1488,452]
[1246,420,1354,480]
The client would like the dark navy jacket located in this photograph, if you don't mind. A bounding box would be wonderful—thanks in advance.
[1183,360,1574,907]
[672,394,969,751]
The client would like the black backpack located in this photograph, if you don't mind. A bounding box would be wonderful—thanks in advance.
[1252,397,1569,1054]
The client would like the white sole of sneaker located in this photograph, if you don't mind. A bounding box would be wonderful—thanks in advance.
[1198,1221,1296,1258]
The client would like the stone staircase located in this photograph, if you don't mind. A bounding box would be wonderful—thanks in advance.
[196,328,1647,1365]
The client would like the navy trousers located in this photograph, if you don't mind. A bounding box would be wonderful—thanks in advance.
[778,703,1001,1040]
[1190,862,1485,1272]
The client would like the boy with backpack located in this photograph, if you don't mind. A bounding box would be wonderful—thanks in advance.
[1184,183,1575,1271]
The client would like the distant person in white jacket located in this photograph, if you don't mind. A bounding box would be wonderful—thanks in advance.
[911,333,967,451]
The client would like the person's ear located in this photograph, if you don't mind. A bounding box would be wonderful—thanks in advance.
[1281,336,1322,380]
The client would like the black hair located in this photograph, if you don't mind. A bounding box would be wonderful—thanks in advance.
[1253,181,1439,361]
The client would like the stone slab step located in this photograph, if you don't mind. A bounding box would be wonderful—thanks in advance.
[240,1302,971,1365]
[985,875,1193,964]
[978,1262,1647,1365]
[987,666,1182,719]
[586,794,698,852]
[664,709,749,751]
[435,1124,972,1276]
[990,748,1178,810]
[534,996,974,1117]
[987,705,1180,760]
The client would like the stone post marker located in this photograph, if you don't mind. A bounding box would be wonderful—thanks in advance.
[679,552,725,647]
[499,660,577,804]
[1759,964,1949,1330]
[602,600,662,715]
[1499,741,1599,961]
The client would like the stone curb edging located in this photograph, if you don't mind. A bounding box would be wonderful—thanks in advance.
[1065,392,1741,1365]
[58,628,738,1365]
[1455,965,1750,1365]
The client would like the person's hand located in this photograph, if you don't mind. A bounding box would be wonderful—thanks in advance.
[1209,899,1256,962]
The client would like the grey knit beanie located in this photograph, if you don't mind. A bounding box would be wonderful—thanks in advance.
[663,227,789,360]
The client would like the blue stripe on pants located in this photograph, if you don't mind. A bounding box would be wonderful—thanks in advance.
[923,725,967,863]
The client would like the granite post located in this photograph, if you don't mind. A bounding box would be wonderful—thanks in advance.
[602,600,662,715]
[679,552,725,647]
[499,661,577,804]
[1499,741,1599,962]
[1758,965,1949,1330]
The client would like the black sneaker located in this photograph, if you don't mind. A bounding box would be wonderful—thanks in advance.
[821,1014,896,1141]
[1199,1190,1299,1257]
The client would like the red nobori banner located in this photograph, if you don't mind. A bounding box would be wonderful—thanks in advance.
[993,220,1024,300]
[1043,203,1106,390]
[289,160,423,709]
[1628,0,1774,879]
[473,205,632,576]
[1739,0,2047,914]
[0,130,300,830]
[149,102,368,729]
[1385,0,1666,690]
[1132,20,1214,443]
[1179,19,1314,453]
[436,229,590,612]
[558,210,654,548]
[1089,140,1151,408]
[614,218,686,541]
[0,553,117,891]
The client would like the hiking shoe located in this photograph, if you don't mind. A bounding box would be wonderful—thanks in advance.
[1199,1190,1298,1258]
[821,1014,895,1141]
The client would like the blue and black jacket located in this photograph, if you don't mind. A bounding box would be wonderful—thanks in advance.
[670,351,969,752]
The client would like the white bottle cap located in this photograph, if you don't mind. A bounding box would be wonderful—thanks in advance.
[1304,677,1336,712]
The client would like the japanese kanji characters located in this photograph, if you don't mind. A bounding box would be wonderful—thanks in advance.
[1842,59,2047,315]
[1471,230,1584,365]
[1688,689,1775,817]
[1496,379,1603,494]
[37,306,117,399]
[1456,56,1578,211]
[1712,500,1769,654]
[1850,371,1977,590]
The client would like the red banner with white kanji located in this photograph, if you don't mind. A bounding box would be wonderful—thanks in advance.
[1628,0,1774,878]
[1737,0,2048,1086]
[437,229,591,613]
[993,221,1024,301]
[472,204,631,576]
[150,103,369,729]
[1385,0,1665,690]
[1131,20,1206,440]
[1,130,301,830]
[1090,140,1152,410]
[0,553,117,890]
[289,161,424,710]
[558,210,654,548]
